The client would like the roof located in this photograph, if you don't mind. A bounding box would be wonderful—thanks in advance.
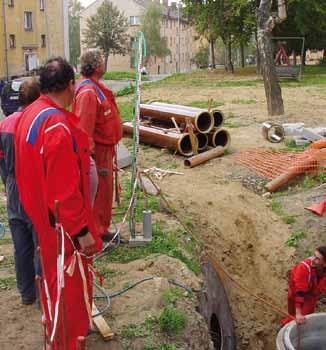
[81,0,187,21]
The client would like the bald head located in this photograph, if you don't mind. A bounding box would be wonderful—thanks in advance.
[19,78,41,107]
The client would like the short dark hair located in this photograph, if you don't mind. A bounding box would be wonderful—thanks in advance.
[19,78,40,107]
[317,246,326,262]
[39,57,75,93]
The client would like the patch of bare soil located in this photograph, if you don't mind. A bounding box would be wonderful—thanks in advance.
[93,255,213,350]
[1,79,326,350]
[127,81,326,349]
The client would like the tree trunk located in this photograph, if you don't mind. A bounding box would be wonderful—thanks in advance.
[104,53,109,71]
[257,0,284,116]
[210,40,216,68]
[302,49,306,66]
[292,50,297,66]
[255,29,262,74]
[240,42,245,68]
[226,35,234,73]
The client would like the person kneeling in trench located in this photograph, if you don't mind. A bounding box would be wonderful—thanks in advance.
[281,246,326,326]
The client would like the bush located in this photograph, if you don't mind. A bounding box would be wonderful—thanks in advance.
[158,306,186,335]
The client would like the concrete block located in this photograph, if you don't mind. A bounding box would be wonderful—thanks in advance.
[299,128,323,141]
[293,136,311,146]
[117,141,132,169]
[282,123,305,136]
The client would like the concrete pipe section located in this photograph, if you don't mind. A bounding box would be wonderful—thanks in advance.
[211,109,224,129]
[199,262,236,350]
[276,313,326,350]
[196,133,209,151]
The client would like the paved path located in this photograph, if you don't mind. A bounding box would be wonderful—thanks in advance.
[103,74,170,92]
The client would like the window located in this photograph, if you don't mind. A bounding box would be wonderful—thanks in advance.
[9,34,15,48]
[24,12,33,31]
[40,0,44,10]
[129,16,140,25]
[41,34,46,48]
[8,0,14,7]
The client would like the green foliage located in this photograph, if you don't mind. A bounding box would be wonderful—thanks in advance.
[83,0,129,66]
[188,100,224,108]
[69,0,83,68]
[103,71,149,81]
[162,288,187,304]
[117,100,134,122]
[120,318,156,339]
[285,230,306,248]
[318,172,326,183]
[141,3,170,59]
[271,199,296,225]
[304,249,313,258]
[274,0,326,53]
[115,84,136,97]
[224,121,240,128]
[158,306,186,335]
[106,223,200,275]
[0,237,12,246]
[191,46,209,68]
[0,276,16,290]
[284,139,309,152]
[302,175,316,189]
[144,344,179,350]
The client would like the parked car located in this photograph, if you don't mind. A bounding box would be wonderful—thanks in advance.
[0,78,25,116]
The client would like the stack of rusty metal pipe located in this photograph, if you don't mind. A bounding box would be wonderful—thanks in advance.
[122,102,231,166]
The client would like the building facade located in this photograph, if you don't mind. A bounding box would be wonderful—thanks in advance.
[0,0,69,80]
[80,0,199,74]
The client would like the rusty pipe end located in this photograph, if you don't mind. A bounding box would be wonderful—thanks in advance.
[211,109,225,129]
[210,128,231,149]
[196,133,209,151]
[195,111,214,134]
[177,133,194,156]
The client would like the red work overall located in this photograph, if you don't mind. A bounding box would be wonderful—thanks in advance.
[15,95,101,349]
[73,78,122,237]
[281,257,326,325]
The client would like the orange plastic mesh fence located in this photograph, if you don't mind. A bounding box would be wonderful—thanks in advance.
[230,148,326,180]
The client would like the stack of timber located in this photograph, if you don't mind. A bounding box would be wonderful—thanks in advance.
[122,102,231,166]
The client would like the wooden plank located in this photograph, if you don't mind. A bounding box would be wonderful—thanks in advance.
[92,302,114,340]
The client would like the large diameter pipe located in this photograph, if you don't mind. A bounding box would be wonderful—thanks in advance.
[196,133,209,151]
[211,109,224,128]
[184,146,224,168]
[151,102,224,129]
[209,128,231,148]
[123,122,193,156]
[266,162,317,193]
[266,154,324,192]
[140,104,214,134]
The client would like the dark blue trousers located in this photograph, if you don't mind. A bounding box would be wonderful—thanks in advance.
[9,218,40,301]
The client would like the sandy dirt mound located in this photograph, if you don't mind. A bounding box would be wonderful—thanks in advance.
[155,159,295,350]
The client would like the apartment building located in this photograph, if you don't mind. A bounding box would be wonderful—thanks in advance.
[80,0,199,74]
[0,0,69,80]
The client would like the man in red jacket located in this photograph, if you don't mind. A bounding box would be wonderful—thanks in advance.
[0,78,40,305]
[281,246,326,325]
[15,57,101,349]
[72,50,122,240]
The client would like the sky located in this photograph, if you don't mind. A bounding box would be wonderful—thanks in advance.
[80,0,180,8]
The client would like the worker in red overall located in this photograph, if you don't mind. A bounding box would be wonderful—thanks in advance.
[72,49,122,240]
[15,57,101,349]
[281,246,326,326]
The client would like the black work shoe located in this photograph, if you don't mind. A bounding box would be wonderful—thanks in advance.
[21,296,36,305]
